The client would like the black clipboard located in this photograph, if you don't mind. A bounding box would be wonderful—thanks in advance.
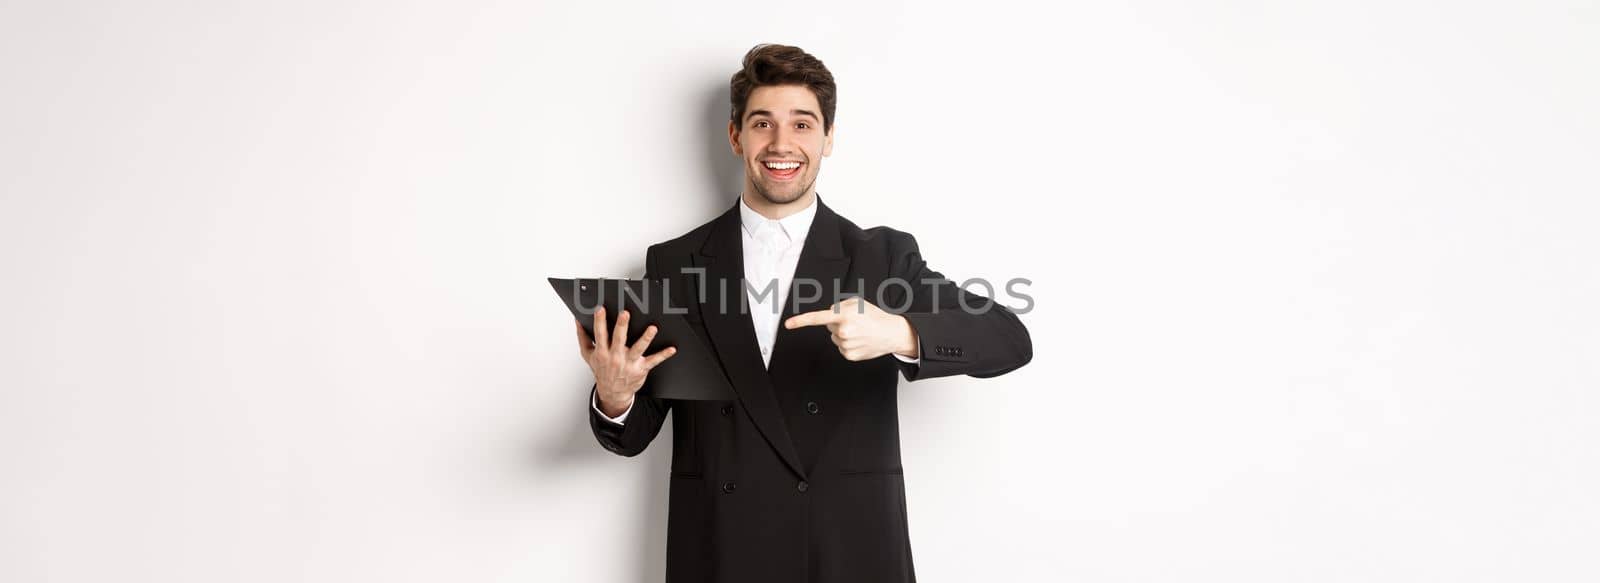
[550,277,735,401]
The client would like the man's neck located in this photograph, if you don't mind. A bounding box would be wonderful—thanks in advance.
[741,190,816,221]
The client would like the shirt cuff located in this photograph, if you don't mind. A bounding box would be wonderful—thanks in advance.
[892,352,921,365]
[592,390,632,425]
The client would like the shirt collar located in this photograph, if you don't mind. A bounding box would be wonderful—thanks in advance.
[738,193,818,245]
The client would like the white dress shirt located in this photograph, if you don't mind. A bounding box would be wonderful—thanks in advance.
[594,195,918,424]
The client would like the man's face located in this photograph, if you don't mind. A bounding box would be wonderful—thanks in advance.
[730,84,834,206]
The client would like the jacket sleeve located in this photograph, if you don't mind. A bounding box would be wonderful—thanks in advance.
[588,245,674,456]
[887,231,1033,381]
[589,383,672,457]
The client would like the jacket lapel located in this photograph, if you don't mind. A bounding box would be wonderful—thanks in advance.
[692,202,807,480]
[767,200,852,373]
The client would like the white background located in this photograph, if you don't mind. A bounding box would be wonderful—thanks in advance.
[2,1,1597,581]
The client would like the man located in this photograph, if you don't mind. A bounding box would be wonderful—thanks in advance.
[574,44,1032,583]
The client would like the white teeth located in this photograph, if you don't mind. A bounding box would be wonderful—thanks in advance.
[764,161,800,170]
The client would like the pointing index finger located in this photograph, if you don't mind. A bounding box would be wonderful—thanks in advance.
[785,309,842,330]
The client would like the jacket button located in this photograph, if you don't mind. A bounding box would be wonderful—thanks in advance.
[805,401,820,415]
[721,481,737,494]
[719,405,732,416]
[796,481,809,493]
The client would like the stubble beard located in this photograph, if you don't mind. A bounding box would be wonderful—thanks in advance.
[750,164,818,206]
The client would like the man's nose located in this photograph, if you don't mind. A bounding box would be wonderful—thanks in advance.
[767,127,797,153]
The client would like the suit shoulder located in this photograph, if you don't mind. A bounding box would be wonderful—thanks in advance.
[645,213,721,258]
[851,222,921,256]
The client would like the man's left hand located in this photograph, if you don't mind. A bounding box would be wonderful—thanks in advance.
[785,297,920,361]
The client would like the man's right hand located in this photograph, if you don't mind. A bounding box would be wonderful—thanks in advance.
[577,306,677,418]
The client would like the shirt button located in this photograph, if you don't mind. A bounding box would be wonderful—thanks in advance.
[722,481,737,494]
[796,481,809,493]
[805,401,820,415]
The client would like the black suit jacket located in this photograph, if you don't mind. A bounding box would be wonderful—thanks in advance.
[589,197,1032,583]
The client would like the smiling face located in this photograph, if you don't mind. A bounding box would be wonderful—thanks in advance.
[729,84,835,209]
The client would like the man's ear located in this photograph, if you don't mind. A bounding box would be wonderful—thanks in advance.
[823,124,835,157]
[728,121,743,156]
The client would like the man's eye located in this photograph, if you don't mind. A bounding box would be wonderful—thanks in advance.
[754,121,770,128]
[796,122,809,130]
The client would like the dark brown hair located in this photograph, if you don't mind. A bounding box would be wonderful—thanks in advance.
[729,44,837,134]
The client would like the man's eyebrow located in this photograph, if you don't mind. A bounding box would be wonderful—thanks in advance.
[743,109,821,121]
